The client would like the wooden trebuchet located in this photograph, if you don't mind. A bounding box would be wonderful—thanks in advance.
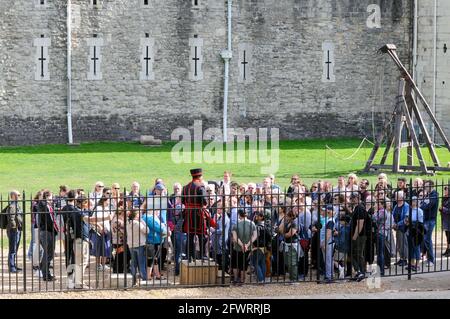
[364,44,450,174]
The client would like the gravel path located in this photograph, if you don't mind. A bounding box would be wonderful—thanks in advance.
[0,280,378,299]
[2,271,449,299]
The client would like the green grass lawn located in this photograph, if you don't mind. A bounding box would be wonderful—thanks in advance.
[0,138,449,247]
[0,138,449,196]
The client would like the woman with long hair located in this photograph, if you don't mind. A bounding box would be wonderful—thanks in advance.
[111,205,131,274]
[29,190,44,275]
[90,188,114,272]
[440,185,450,257]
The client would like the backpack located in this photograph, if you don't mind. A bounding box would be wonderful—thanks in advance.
[0,205,10,229]
[298,224,310,251]
[255,223,271,249]
[365,208,376,236]
[334,223,350,253]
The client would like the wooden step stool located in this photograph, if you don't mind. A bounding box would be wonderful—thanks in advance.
[180,260,218,285]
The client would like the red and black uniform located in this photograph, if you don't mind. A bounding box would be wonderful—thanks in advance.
[182,169,216,261]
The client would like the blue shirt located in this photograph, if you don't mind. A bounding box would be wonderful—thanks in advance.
[141,213,167,245]
[230,208,238,227]
[420,190,439,221]
[128,193,144,209]
[320,216,334,244]
[211,214,230,255]
[393,203,410,232]
[410,207,424,224]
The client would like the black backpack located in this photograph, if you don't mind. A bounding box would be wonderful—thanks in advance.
[365,208,376,236]
[255,223,272,249]
[0,205,10,229]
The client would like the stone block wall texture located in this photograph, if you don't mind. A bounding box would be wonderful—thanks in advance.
[416,0,450,144]
[0,0,413,145]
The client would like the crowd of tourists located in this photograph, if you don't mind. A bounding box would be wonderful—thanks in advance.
[2,169,450,288]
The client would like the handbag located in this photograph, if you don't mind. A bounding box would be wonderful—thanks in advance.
[146,243,156,259]
[298,225,310,251]
[116,245,125,255]
[300,238,310,251]
[278,240,285,253]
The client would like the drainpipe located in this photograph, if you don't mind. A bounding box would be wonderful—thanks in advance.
[67,0,74,144]
[221,0,232,143]
[412,0,418,81]
[432,0,437,143]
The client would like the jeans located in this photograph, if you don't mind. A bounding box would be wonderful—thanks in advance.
[27,225,34,260]
[321,242,334,279]
[423,220,436,263]
[376,234,385,275]
[283,244,298,281]
[68,239,89,288]
[251,249,266,283]
[7,229,21,270]
[130,246,148,280]
[30,228,43,267]
[174,232,187,275]
[187,233,205,262]
[39,230,56,278]
[351,236,367,275]
[396,230,408,260]
[65,237,74,268]
[407,234,421,261]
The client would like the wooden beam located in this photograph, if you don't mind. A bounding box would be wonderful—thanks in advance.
[392,79,405,173]
[387,50,450,150]
[380,135,393,165]
[408,89,441,167]
[406,89,413,167]
[370,164,450,172]
[364,142,380,172]
[401,93,429,174]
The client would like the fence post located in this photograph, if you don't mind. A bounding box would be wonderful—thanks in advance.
[123,187,127,289]
[221,192,225,286]
[316,183,321,283]
[22,191,27,292]
[407,179,412,280]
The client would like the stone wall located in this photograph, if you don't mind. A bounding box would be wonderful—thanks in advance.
[416,0,450,143]
[0,0,412,145]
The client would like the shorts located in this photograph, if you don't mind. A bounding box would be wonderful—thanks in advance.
[90,231,112,258]
[333,249,347,263]
[146,243,163,266]
[231,250,250,271]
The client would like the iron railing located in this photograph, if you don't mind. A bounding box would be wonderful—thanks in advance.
[0,180,449,293]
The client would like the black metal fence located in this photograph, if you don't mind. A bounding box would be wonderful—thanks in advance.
[0,180,449,293]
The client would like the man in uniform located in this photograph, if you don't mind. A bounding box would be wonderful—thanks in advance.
[182,168,216,262]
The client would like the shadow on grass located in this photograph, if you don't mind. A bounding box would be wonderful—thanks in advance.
[278,137,373,150]
[0,142,175,154]
[0,138,375,154]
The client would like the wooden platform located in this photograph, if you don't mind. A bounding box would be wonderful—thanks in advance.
[180,260,218,285]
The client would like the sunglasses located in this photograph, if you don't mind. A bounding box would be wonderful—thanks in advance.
[97,185,105,188]
[114,188,120,190]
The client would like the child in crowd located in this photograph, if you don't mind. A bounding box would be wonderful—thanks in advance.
[333,210,350,279]
[126,209,149,285]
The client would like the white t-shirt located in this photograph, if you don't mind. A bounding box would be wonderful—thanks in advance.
[332,186,346,194]
[305,196,312,207]
[346,185,359,193]
[90,191,103,207]
[94,206,111,233]
[126,219,149,248]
